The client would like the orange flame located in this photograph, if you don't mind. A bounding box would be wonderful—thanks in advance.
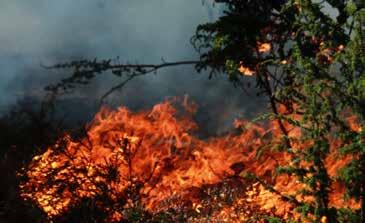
[238,61,255,76]
[258,42,271,53]
[20,98,360,222]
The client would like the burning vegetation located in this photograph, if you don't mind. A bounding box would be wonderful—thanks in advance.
[19,97,360,222]
[0,1,363,223]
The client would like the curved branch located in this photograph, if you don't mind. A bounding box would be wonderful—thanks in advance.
[99,60,200,103]
[100,73,140,104]
[44,59,200,102]
[106,60,200,71]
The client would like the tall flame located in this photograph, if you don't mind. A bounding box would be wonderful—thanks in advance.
[20,97,359,222]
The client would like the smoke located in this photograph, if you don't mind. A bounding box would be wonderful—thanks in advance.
[0,0,265,133]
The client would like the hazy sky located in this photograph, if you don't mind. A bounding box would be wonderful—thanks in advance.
[0,1,266,132]
[0,0,217,105]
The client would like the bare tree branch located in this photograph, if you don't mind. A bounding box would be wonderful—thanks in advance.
[99,60,200,103]
[43,59,200,102]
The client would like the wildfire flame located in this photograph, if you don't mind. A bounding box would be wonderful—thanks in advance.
[237,43,272,76]
[238,64,255,76]
[20,97,359,222]
[257,43,271,53]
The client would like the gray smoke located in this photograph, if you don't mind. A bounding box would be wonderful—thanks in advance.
[0,0,265,133]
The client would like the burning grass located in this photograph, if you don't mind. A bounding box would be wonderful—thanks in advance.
[19,97,359,222]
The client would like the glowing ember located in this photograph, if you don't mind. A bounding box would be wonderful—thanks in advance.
[258,42,271,53]
[20,98,359,222]
[238,63,255,76]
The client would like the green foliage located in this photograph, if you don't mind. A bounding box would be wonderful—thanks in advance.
[265,216,284,223]
[42,0,365,222]
[336,208,361,223]
[193,0,364,222]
